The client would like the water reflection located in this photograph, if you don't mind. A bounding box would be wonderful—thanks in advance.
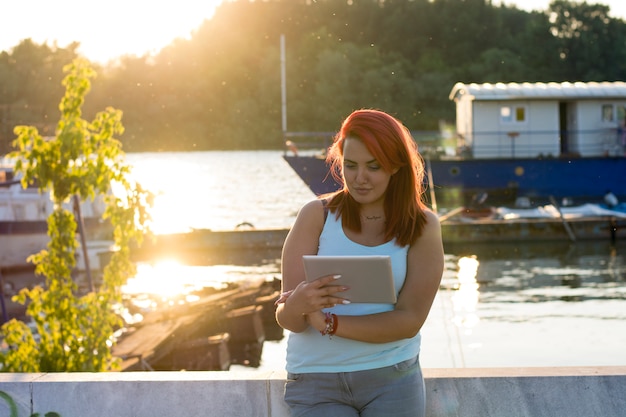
[451,256,480,331]
[423,240,626,367]
[120,254,282,320]
[446,240,626,303]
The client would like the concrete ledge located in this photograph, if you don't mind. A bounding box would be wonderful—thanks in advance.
[425,367,626,417]
[0,367,624,417]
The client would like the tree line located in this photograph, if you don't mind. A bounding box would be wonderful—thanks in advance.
[1,0,625,153]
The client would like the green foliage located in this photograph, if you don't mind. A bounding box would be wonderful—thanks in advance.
[0,39,79,149]
[0,59,151,372]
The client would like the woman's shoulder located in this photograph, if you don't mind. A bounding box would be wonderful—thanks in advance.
[300,198,325,214]
[295,198,329,226]
[422,208,440,225]
[287,198,330,249]
[416,208,442,243]
[300,193,339,217]
[406,208,441,247]
[421,208,441,235]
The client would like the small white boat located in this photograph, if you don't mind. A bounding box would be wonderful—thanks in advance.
[495,203,626,220]
[0,166,111,271]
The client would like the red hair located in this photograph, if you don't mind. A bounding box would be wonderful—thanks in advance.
[324,109,427,246]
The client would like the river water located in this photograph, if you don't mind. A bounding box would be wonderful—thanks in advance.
[123,151,626,370]
[6,151,626,370]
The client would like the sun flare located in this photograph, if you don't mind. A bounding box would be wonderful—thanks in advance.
[0,0,224,63]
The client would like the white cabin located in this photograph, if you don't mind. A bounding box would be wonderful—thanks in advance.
[449,81,626,158]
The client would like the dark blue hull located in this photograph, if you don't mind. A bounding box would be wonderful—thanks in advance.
[283,155,626,206]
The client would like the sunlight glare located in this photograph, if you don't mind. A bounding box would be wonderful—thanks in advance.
[121,260,267,299]
[122,161,211,234]
[147,191,218,234]
[122,260,193,298]
[452,256,481,331]
[125,154,250,234]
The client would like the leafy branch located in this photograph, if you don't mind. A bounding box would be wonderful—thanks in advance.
[0,59,152,372]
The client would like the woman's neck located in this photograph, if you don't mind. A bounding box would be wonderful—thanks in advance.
[360,204,385,222]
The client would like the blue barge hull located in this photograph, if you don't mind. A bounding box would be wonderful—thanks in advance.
[283,155,626,205]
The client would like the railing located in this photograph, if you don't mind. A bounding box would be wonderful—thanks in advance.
[459,128,625,158]
[282,128,626,159]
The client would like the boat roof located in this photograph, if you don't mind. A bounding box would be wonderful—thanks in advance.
[449,81,626,101]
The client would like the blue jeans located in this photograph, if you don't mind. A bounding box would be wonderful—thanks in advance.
[284,356,425,417]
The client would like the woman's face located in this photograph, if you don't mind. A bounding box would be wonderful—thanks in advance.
[342,138,394,206]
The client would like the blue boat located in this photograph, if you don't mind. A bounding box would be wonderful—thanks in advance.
[283,82,626,207]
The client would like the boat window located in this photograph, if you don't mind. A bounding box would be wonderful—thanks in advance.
[500,105,526,124]
[617,105,626,124]
[602,104,614,122]
[500,106,511,122]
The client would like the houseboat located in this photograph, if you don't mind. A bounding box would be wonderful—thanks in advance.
[283,81,626,208]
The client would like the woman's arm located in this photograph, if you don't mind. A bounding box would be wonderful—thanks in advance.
[307,210,444,343]
[275,199,350,333]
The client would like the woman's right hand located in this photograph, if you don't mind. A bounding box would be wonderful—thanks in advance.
[285,274,349,316]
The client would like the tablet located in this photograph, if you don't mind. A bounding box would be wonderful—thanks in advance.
[302,255,397,304]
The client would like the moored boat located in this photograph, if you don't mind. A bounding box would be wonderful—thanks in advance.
[283,81,626,207]
[0,165,111,270]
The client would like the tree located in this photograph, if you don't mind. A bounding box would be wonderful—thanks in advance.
[6,0,626,151]
[547,0,626,81]
[0,59,151,372]
[0,39,79,153]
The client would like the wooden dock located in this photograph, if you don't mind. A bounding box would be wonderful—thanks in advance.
[440,215,626,243]
[112,281,283,372]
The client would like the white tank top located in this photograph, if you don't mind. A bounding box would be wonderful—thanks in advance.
[285,212,421,373]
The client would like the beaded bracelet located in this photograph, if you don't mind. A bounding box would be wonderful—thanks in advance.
[329,314,338,336]
[320,312,338,338]
[320,315,332,336]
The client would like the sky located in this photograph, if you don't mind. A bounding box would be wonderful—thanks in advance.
[0,0,223,63]
[502,0,626,18]
[1,0,625,64]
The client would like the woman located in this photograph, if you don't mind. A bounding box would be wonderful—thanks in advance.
[276,109,444,417]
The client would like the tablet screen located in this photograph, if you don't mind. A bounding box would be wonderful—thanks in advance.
[302,255,397,304]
